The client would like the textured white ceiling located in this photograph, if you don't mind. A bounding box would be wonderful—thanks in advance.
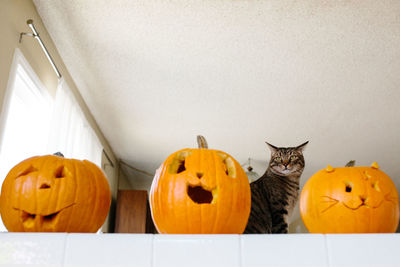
[33,0,400,191]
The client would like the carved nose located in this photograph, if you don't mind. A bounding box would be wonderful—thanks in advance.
[196,172,204,179]
[360,195,367,203]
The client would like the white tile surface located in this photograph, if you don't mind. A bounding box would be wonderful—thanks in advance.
[63,234,153,267]
[0,232,67,267]
[241,234,328,267]
[2,233,400,267]
[153,235,240,267]
[326,234,400,267]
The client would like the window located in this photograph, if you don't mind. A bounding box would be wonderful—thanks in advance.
[0,49,53,231]
[0,49,105,232]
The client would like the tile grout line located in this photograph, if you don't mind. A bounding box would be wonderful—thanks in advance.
[150,234,155,267]
[61,234,68,267]
[238,235,243,267]
[324,234,331,267]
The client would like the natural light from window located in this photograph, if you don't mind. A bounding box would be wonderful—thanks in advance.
[0,51,53,231]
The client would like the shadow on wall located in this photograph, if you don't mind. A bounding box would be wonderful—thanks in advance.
[289,217,309,233]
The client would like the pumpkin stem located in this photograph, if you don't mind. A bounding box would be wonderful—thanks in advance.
[197,135,208,149]
[53,152,64,157]
[345,160,355,167]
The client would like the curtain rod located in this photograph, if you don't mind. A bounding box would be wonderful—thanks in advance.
[19,19,62,79]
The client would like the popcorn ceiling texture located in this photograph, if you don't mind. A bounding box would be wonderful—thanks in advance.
[33,0,400,231]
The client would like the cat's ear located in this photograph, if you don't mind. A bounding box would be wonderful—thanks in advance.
[265,142,278,153]
[296,141,309,152]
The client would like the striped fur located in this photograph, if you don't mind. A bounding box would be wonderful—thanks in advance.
[244,141,308,234]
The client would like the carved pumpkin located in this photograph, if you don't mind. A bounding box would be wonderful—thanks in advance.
[150,136,251,234]
[0,153,111,232]
[300,162,399,233]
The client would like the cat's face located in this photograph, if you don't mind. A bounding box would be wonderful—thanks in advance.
[267,142,308,176]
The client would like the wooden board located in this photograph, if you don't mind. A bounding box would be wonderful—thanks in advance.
[114,190,155,233]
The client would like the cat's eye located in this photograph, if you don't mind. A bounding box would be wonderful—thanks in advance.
[275,157,282,163]
[290,156,297,161]
[371,181,381,192]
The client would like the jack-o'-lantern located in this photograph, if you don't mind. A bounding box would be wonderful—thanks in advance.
[300,162,399,233]
[150,136,251,234]
[0,153,111,232]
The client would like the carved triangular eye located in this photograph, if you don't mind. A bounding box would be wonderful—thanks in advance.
[55,166,65,178]
[169,151,192,174]
[15,165,38,179]
[217,152,237,178]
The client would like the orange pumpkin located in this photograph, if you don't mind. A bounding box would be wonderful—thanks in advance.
[150,136,251,234]
[0,153,111,232]
[300,162,399,233]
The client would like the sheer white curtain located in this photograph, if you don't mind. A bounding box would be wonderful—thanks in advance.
[47,78,103,166]
[0,54,104,232]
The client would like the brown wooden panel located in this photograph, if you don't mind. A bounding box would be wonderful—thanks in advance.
[114,190,155,233]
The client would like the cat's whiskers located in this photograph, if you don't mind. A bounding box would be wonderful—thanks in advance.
[320,196,339,213]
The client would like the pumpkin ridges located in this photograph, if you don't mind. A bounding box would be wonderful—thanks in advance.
[150,146,250,234]
[211,151,221,233]
[153,164,168,233]
[33,160,38,232]
[84,160,97,232]
[78,159,95,232]
[217,152,230,233]
[0,155,110,233]
[149,169,158,232]
[300,165,399,233]
[70,158,80,232]
[14,165,23,231]
[48,156,62,232]
[198,150,203,234]
[150,167,161,232]
[73,159,86,232]
[85,160,99,232]
[96,162,111,231]
[171,171,177,233]
[178,174,188,233]
[83,160,110,233]
[44,157,54,225]
[63,158,77,232]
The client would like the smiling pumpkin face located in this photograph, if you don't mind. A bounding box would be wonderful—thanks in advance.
[150,145,251,234]
[300,163,399,233]
[0,154,111,232]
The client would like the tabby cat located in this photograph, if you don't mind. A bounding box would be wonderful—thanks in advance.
[244,141,308,234]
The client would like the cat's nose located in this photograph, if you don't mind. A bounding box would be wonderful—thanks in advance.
[360,195,367,203]
[196,172,204,179]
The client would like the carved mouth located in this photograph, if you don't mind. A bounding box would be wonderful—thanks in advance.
[187,184,217,204]
[13,203,75,228]
[342,200,384,210]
